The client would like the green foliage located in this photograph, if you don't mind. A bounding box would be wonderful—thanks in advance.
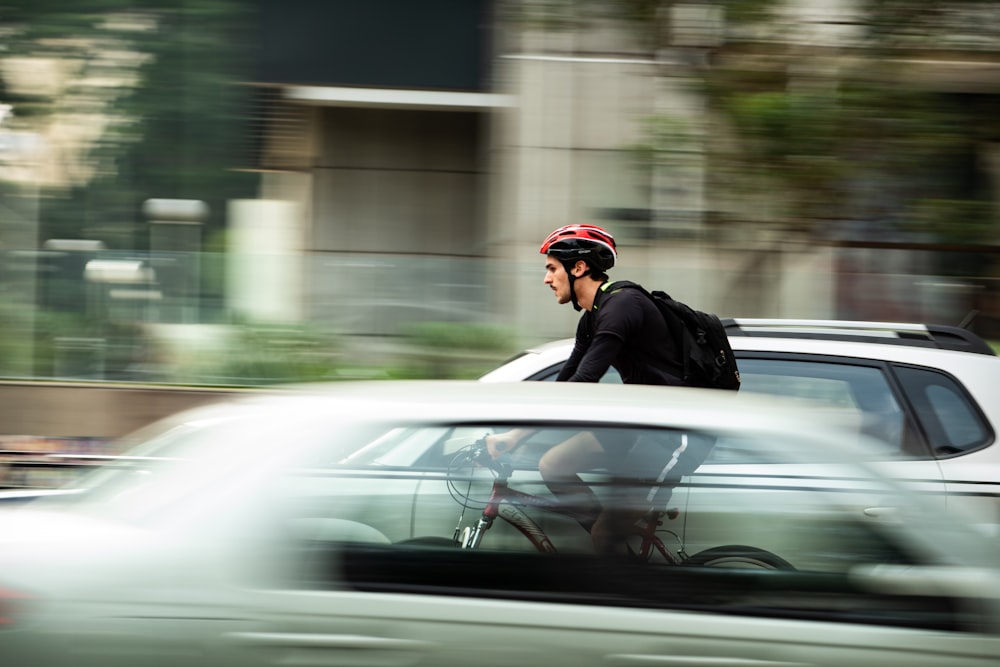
[726,91,842,161]
[201,323,341,386]
[0,295,145,380]
[0,298,38,377]
[398,322,518,379]
[182,321,517,385]
[0,0,259,246]
[629,115,701,168]
[404,322,515,352]
[723,0,783,25]
[905,199,995,245]
[503,0,782,49]
[702,76,988,230]
[687,2,1000,238]
[860,0,1000,49]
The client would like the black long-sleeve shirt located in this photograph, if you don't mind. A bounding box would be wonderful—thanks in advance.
[557,282,684,385]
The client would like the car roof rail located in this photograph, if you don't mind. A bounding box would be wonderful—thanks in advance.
[722,318,996,356]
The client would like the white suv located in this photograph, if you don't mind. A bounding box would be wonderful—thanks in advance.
[481,320,1000,532]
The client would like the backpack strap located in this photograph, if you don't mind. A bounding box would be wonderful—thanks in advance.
[605,279,673,301]
[587,280,633,342]
[602,280,687,364]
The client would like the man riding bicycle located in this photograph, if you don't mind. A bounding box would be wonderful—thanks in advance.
[487,224,715,556]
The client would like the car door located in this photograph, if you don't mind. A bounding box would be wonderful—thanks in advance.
[888,363,1000,534]
[733,354,947,512]
[228,550,1000,667]
[222,430,1000,667]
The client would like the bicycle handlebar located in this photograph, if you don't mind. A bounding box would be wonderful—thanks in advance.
[471,437,514,478]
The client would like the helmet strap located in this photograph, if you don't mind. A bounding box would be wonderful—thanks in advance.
[563,261,590,312]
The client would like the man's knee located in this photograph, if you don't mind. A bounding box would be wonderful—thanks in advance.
[538,449,561,481]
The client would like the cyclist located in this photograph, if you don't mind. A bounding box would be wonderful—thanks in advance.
[486,223,713,555]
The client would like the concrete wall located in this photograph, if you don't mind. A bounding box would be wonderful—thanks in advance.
[0,381,243,439]
[312,106,485,256]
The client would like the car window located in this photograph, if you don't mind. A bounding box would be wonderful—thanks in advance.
[530,363,623,383]
[893,365,993,456]
[735,358,918,458]
[241,420,995,634]
[339,427,453,467]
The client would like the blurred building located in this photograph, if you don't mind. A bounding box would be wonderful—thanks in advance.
[242,0,501,340]
[245,0,1000,349]
[245,0,766,349]
[3,0,1000,389]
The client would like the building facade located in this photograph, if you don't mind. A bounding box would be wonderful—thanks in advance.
[246,0,1000,353]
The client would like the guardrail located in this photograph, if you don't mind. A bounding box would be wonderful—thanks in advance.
[0,381,245,490]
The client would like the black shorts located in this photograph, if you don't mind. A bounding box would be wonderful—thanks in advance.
[596,430,716,508]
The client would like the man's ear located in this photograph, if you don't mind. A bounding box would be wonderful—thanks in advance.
[572,260,589,277]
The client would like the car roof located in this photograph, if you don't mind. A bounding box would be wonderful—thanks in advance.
[728,333,1000,364]
[724,319,995,355]
[482,321,997,374]
[478,339,581,382]
[482,335,1000,372]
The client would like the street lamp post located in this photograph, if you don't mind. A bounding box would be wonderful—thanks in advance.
[143,198,207,324]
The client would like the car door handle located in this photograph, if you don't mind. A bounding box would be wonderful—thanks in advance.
[229,631,432,651]
[863,506,899,518]
[606,655,813,667]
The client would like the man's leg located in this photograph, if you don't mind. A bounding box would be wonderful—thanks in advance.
[597,431,689,558]
[538,431,606,533]
[590,505,648,556]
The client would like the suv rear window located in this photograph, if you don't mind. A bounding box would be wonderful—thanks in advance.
[893,365,992,456]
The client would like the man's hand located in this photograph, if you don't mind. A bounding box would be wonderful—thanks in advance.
[485,431,520,459]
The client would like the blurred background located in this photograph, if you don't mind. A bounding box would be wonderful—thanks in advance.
[1,0,1000,434]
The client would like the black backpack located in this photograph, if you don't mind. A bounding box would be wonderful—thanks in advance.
[608,281,741,391]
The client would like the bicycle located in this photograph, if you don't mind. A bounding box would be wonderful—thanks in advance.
[417,436,793,570]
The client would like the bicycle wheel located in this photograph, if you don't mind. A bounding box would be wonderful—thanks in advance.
[683,544,794,570]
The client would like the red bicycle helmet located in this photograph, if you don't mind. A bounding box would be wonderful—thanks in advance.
[539,224,617,271]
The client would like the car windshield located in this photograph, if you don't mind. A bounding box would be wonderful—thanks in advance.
[37,404,386,525]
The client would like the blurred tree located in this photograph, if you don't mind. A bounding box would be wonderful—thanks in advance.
[704,83,987,235]
[861,0,1000,50]
[692,0,1000,241]
[0,0,259,379]
[0,0,258,249]
[504,0,782,49]
[509,0,1000,330]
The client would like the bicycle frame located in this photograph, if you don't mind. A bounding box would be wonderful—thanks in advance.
[456,447,683,564]
[458,473,561,552]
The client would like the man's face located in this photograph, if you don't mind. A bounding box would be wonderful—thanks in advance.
[543,256,573,304]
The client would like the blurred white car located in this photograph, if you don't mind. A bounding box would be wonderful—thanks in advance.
[1,380,999,667]
[481,320,1000,532]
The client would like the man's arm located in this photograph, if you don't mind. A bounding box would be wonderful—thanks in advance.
[557,343,584,381]
[556,315,590,381]
[565,333,623,382]
[565,288,643,382]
